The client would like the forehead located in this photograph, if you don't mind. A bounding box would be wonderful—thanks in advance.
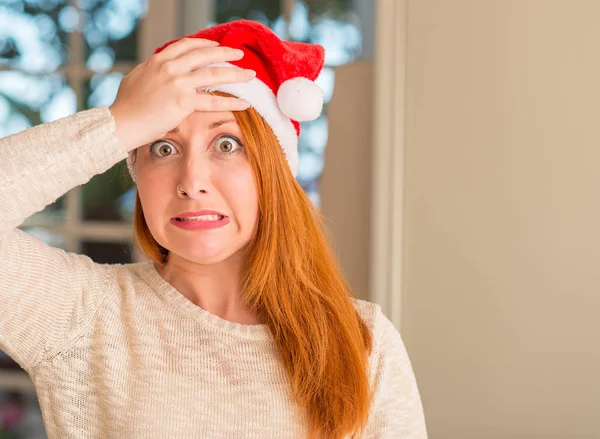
[175,111,238,132]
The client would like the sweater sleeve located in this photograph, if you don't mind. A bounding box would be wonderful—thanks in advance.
[0,107,129,373]
[363,310,428,438]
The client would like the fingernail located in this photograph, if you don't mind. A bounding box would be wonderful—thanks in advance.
[245,69,256,77]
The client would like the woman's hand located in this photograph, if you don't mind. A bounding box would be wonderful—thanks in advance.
[109,38,255,153]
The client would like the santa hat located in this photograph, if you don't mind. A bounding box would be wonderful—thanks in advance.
[127,19,325,178]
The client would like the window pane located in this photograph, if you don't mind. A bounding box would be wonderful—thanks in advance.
[291,0,366,203]
[215,0,280,25]
[0,389,46,437]
[82,73,134,222]
[84,72,123,109]
[82,0,147,70]
[301,0,363,65]
[304,0,356,20]
[81,240,134,264]
[0,350,19,370]
[81,161,134,222]
[0,0,71,72]
[0,71,76,136]
[211,1,367,203]
[0,71,73,222]
[20,196,67,225]
[20,227,67,249]
[39,196,66,221]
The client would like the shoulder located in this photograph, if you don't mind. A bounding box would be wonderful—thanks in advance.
[352,299,418,400]
[352,298,412,373]
[352,300,428,437]
[352,298,382,333]
[351,299,402,351]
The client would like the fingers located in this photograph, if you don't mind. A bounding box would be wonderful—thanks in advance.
[191,92,251,112]
[143,37,254,114]
[187,66,256,89]
[157,37,220,59]
[172,46,245,73]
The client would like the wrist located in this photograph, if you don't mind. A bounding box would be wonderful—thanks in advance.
[109,105,139,153]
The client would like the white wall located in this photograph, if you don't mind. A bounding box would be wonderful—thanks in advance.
[402,1,600,437]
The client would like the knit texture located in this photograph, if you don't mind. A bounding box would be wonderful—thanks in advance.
[0,107,427,438]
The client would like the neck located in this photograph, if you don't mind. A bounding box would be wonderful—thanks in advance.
[156,252,262,325]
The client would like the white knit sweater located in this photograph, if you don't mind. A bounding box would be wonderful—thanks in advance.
[0,108,427,438]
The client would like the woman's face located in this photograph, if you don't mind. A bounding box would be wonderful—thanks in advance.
[134,111,259,265]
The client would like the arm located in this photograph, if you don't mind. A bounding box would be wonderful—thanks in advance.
[0,108,128,372]
[0,38,254,373]
[363,311,428,438]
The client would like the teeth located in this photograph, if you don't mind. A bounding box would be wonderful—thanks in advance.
[179,215,223,221]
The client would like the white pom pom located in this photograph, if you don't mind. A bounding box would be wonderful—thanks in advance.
[277,77,323,122]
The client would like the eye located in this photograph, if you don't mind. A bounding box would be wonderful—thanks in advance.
[215,136,242,154]
[149,140,178,157]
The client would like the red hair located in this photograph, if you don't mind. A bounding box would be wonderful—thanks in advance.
[132,97,373,438]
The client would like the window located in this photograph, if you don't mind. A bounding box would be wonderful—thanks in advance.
[0,0,149,433]
[0,0,373,433]
[210,0,370,204]
[2,0,372,263]
[1,0,146,265]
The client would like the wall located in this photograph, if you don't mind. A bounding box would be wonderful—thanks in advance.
[402,1,600,437]
[320,62,373,300]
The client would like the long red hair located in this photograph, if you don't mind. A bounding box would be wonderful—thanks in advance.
[132,97,373,438]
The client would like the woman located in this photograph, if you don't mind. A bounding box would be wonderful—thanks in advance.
[0,20,426,439]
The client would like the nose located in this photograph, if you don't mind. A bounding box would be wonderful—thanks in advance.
[176,153,212,199]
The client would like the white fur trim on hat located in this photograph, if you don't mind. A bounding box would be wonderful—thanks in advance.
[203,63,299,176]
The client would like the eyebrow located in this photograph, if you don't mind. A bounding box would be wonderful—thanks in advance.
[209,119,236,130]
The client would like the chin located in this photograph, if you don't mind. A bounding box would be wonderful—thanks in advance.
[171,240,239,266]
[154,228,249,266]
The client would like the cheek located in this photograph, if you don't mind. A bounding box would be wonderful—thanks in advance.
[223,167,259,224]
[135,164,171,223]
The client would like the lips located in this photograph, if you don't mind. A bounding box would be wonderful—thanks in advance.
[171,210,230,231]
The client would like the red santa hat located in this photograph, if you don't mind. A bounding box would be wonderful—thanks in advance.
[128,20,325,178]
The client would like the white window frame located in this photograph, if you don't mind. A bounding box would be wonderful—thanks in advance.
[369,0,407,328]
